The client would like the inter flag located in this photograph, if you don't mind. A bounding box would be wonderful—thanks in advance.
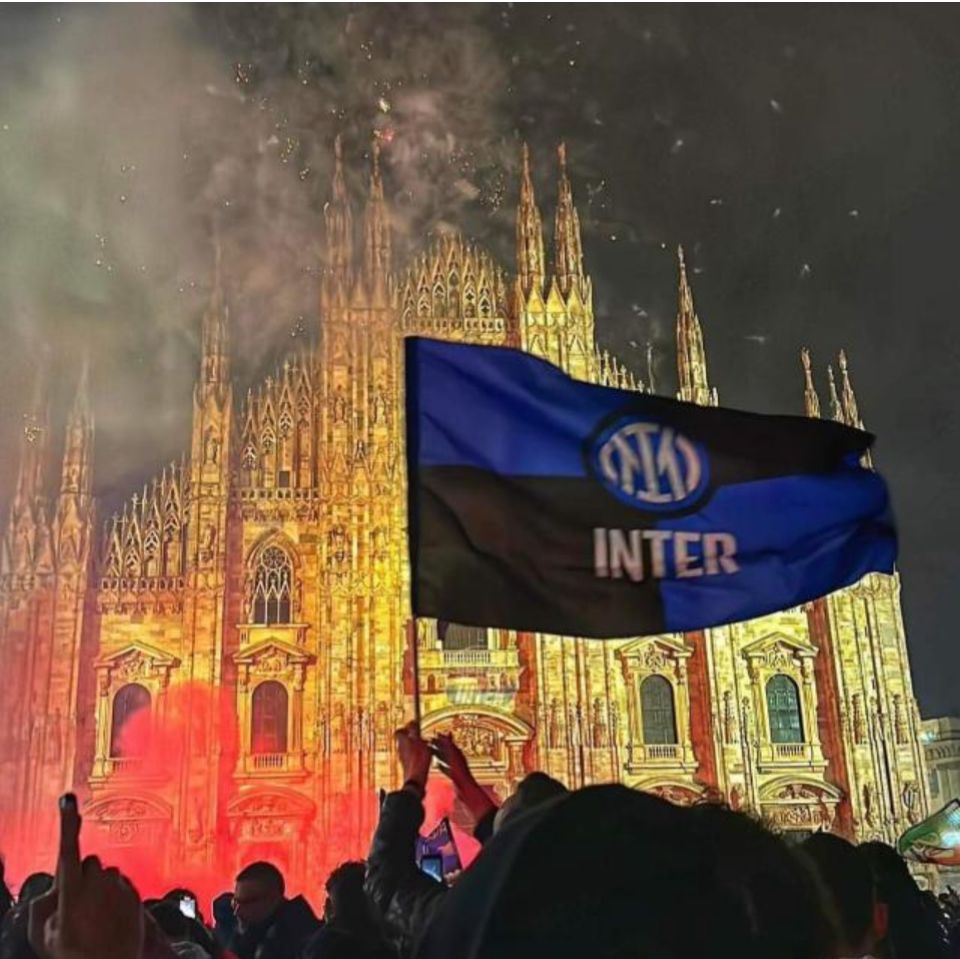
[405,337,896,638]
[898,800,960,866]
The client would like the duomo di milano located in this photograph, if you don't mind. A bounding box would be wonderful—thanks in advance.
[0,137,930,881]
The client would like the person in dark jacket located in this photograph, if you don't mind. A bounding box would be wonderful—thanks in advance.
[300,862,393,959]
[229,862,320,959]
[365,722,568,951]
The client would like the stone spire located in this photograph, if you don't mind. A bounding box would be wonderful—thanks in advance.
[60,356,93,498]
[837,350,863,429]
[676,246,717,406]
[800,347,821,418]
[826,365,844,423]
[322,134,353,303]
[198,233,230,397]
[553,142,585,298]
[55,357,95,570]
[363,137,391,301]
[4,359,52,575]
[516,142,545,297]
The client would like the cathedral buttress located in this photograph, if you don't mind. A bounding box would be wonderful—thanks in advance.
[180,238,233,864]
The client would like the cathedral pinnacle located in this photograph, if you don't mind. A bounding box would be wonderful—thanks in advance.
[516,142,545,298]
[363,136,391,299]
[826,364,844,423]
[199,234,230,392]
[675,246,716,407]
[800,347,821,418]
[323,133,354,294]
[553,142,585,299]
[837,349,863,429]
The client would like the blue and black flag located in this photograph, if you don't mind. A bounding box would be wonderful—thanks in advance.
[405,337,896,638]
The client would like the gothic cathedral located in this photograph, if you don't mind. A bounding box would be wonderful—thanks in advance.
[0,138,929,886]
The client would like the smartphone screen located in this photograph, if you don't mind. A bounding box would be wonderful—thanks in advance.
[419,854,444,884]
[179,896,197,919]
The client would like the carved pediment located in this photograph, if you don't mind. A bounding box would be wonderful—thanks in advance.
[227,788,315,819]
[742,631,817,666]
[759,776,842,804]
[96,642,180,681]
[617,635,693,674]
[234,638,313,675]
[85,792,173,823]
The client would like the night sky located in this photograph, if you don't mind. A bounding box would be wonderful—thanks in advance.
[1,4,958,714]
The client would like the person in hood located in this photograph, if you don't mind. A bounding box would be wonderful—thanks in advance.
[300,862,393,959]
[414,784,834,959]
[230,862,319,959]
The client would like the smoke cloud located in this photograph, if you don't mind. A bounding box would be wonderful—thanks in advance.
[0,4,518,507]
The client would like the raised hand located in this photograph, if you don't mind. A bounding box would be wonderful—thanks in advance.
[29,795,143,959]
[395,721,432,790]
[431,732,497,825]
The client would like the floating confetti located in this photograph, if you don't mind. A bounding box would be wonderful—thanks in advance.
[709,197,724,206]
[378,97,391,113]
[849,209,860,217]
[769,99,783,113]
[772,207,782,218]
[799,263,812,278]
[670,138,685,154]
[745,334,768,344]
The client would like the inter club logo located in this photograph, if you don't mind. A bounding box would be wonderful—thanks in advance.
[589,417,710,512]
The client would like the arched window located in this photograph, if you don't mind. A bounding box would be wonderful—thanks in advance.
[251,546,293,624]
[640,675,677,745]
[766,674,804,743]
[110,683,151,758]
[251,681,288,754]
[438,622,487,651]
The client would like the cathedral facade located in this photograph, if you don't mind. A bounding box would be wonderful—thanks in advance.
[0,138,930,887]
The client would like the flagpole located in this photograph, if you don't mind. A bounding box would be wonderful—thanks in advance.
[409,616,422,726]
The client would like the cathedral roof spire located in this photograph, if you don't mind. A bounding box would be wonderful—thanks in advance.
[323,133,354,299]
[199,230,230,394]
[63,355,93,490]
[646,341,657,395]
[4,356,52,575]
[13,357,50,512]
[826,364,844,423]
[837,349,863,429]
[363,136,391,302]
[800,347,821,418]
[676,245,716,406]
[516,142,545,298]
[553,142,585,299]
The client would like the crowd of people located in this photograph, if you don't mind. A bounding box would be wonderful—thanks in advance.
[1,721,958,959]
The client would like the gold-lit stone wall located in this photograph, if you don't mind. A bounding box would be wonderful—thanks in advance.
[0,141,928,887]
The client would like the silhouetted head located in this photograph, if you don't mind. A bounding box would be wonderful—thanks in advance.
[16,874,52,907]
[233,861,285,930]
[417,784,833,959]
[801,833,880,957]
[492,771,568,833]
[324,861,375,931]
